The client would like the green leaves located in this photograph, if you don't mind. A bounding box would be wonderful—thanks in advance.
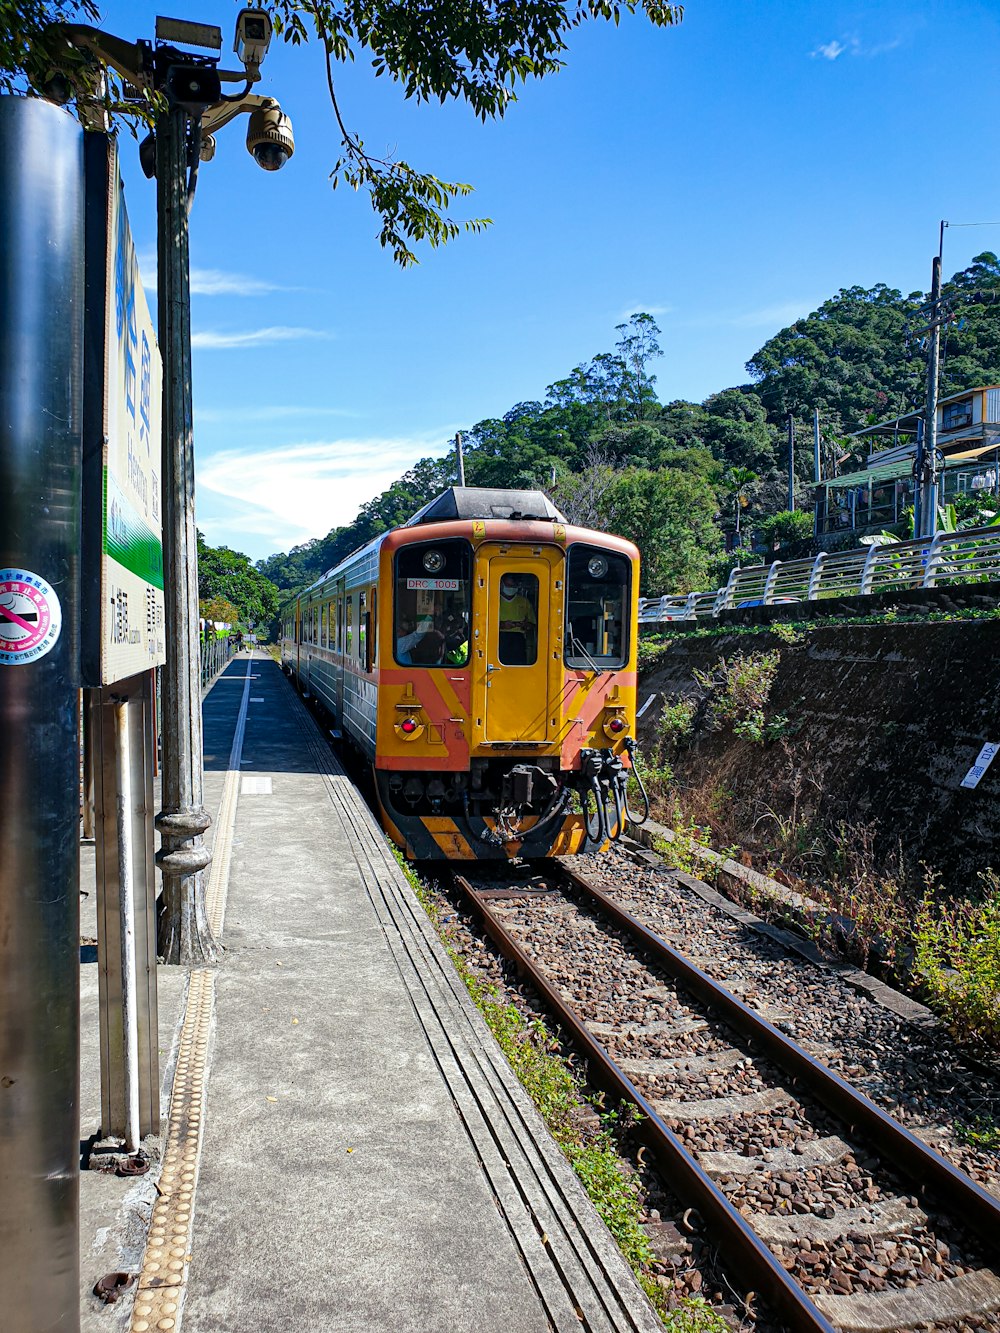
[266,1,682,264]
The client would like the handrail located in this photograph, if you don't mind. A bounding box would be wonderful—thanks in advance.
[638,524,1000,624]
[200,634,234,692]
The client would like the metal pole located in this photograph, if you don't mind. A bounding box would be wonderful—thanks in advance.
[787,413,796,511]
[154,105,216,964]
[813,407,821,482]
[82,687,95,839]
[921,255,943,538]
[0,96,84,1333]
[114,699,141,1152]
[455,431,466,487]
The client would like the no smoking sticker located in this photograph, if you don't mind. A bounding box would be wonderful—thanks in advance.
[0,568,62,666]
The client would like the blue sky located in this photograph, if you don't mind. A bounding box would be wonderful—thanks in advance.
[97,0,1000,561]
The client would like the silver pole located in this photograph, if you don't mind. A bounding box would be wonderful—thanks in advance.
[114,699,141,1152]
[455,431,466,487]
[0,96,84,1333]
[921,254,943,538]
[154,105,216,964]
[787,413,795,511]
[813,407,821,482]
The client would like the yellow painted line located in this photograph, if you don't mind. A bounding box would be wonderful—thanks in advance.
[130,968,214,1332]
[205,770,238,938]
[130,655,254,1330]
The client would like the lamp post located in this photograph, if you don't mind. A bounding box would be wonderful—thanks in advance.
[52,13,293,963]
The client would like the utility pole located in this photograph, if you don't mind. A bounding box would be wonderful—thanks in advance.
[919,253,943,538]
[49,16,294,963]
[154,101,216,965]
[787,413,796,511]
[813,407,822,537]
[455,430,466,487]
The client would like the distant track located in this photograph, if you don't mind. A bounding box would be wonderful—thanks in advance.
[452,863,1000,1332]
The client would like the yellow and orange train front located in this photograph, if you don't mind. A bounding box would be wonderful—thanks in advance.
[371,520,639,860]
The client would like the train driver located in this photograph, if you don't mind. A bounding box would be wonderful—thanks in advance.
[397,612,446,665]
[498,575,536,665]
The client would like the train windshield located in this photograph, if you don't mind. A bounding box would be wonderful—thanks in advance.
[565,545,629,669]
[394,539,471,667]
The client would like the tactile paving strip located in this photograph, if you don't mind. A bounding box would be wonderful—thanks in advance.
[130,968,215,1332]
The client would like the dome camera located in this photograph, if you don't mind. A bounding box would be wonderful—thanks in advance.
[246,101,294,171]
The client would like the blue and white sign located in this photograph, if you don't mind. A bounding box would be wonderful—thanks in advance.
[961,741,999,790]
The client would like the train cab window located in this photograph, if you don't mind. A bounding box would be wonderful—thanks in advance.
[394,539,471,667]
[565,545,629,669]
[498,573,538,666]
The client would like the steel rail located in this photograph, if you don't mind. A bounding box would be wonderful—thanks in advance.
[559,863,1000,1259]
[452,873,839,1333]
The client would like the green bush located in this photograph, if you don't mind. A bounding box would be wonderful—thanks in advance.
[913,875,1000,1049]
[756,509,814,548]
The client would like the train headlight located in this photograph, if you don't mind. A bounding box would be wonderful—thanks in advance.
[422,549,445,573]
[603,714,629,740]
[587,555,608,579]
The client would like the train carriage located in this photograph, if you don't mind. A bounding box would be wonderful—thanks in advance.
[280,487,647,859]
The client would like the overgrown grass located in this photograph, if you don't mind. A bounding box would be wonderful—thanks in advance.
[392,846,726,1329]
[913,873,1000,1050]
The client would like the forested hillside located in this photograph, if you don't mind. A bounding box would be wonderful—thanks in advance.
[258,253,1000,598]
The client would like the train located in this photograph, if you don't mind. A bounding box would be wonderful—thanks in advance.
[279,486,649,860]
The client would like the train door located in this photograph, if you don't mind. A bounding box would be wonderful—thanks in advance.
[482,549,559,742]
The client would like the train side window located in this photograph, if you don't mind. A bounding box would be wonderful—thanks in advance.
[394,539,471,667]
[565,545,629,669]
[346,598,353,656]
[321,604,327,647]
[498,573,538,666]
[359,591,367,665]
[369,587,377,669]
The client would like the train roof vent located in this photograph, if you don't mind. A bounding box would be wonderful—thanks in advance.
[407,487,566,526]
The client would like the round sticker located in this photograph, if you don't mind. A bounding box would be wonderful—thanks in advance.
[0,568,63,666]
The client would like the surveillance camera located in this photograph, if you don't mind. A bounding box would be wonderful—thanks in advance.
[139,132,157,180]
[234,8,272,71]
[246,102,294,171]
[199,133,216,163]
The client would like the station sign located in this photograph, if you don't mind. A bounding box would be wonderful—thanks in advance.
[82,138,165,685]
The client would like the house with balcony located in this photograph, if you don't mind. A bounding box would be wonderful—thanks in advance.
[815,385,1000,539]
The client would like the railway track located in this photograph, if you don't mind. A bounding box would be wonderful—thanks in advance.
[451,861,1000,1332]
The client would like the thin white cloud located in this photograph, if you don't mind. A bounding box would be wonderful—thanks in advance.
[192,326,331,350]
[812,39,846,60]
[197,434,452,555]
[811,34,901,61]
[617,303,673,320]
[134,254,293,298]
[674,300,815,331]
[190,268,284,296]
[728,301,813,328]
[196,404,361,424]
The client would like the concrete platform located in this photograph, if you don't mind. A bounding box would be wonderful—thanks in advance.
[81,654,660,1333]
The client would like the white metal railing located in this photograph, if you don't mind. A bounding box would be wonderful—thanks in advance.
[639,524,1000,625]
[200,635,234,691]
